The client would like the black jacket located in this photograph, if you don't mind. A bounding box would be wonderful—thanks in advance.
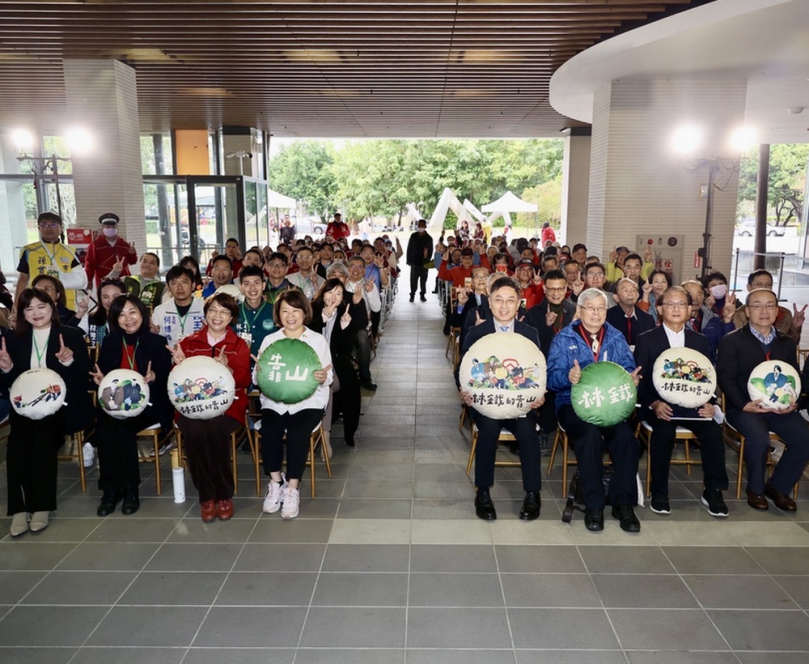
[634,325,713,414]
[406,230,433,267]
[1,324,93,434]
[97,330,174,431]
[525,299,577,356]
[606,305,656,348]
[310,296,368,358]
[717,325,799,412]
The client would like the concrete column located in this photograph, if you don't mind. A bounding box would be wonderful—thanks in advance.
[560,128,591,247]
[587,78,747,280]
[63,59,146,252]
[0,132,30,275]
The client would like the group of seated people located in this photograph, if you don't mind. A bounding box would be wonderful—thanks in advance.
[445,233,809,532]
[1,218,404,537]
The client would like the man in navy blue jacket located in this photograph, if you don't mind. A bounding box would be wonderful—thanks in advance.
[548,288,642,533]
[458,277,545,522]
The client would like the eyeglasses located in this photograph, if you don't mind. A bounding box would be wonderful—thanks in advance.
[750,282,773,289]
[748,303,777,311]
[268,262,286,268]
[586,272,605,279]
[38,222,61,229]
[581,306,607,314]
[662,302,689,309]
[545,287,567,293]
[38,285,57,293]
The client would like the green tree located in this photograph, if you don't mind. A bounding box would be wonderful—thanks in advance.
[518,175,563,229]
[268,140,337,218]
[737,143,809,225]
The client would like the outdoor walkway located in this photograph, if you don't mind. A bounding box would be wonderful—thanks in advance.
[2,270,809,663]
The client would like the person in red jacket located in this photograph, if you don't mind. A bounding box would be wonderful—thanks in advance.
[325,213,351,243]
[85,213,138,288]
[514,259,545,309]
[168,292,251,523]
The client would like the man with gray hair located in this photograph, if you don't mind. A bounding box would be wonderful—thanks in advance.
[547,288,643,533]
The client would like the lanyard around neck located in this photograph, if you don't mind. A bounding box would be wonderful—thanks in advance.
[122,339,139,370]
[33,333,48,368]
[578,324,605,363]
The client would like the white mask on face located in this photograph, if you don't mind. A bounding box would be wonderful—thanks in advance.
[103,227,118,238]
[709,284,727,299]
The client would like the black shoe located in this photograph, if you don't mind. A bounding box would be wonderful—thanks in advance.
[420,294,427,302]
[701,489,729,517]
[584,508,604,531]
[121,488,140,516]
[650,494,671,515]
[474,489,497,521]
[409,294,415,302]
[344,434,355,448]
[97,488,122,517]
[360,379,378,391]
[611,504,641,533]
[519,491,541,521]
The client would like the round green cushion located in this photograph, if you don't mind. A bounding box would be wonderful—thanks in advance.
[571,361,636,427]
[256,337,322,404]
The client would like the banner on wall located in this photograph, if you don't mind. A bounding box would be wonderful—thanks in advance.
[66,228,98,266]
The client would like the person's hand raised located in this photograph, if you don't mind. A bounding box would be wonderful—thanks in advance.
[0,336,12,372]
[55,334,73,364]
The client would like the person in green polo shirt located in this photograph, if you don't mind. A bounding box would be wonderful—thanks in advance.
[235,265,276,364]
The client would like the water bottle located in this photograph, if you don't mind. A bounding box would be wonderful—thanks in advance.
[170,448,186,503]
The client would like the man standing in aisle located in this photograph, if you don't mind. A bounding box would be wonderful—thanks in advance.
[84,212,138,288]
[406,219,433,302]
[15,211,87,312]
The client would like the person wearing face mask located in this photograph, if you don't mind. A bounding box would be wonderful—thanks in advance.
[85,213,138,289]
[682,278,736,362]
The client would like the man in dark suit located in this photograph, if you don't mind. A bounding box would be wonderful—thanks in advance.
[607,278,655,350]
[526,269,576,446]
[634,286,729,516]
[406,219,433,302]
[717,288,809,511]
[458,277,545,522]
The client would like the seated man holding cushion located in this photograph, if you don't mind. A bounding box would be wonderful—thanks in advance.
[634,286,728,517]
[717,288,809,511]
[547,288,642,533]
[457,277,545,522]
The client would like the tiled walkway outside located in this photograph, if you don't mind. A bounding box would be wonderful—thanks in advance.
[2,268,809,663]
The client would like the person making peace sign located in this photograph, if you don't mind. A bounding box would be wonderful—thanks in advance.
[0,289,93,537]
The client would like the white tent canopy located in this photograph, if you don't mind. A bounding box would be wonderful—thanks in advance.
[267,188,296,209]
[481,191,537,213]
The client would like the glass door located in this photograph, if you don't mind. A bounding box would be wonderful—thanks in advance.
[186,176,245,266]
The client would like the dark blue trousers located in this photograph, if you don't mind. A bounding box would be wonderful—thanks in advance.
[726,409,809,495]
[557,404,640,511]
[473,409,541,492]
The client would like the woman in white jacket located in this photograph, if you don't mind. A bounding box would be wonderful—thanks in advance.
[254,289,332,519]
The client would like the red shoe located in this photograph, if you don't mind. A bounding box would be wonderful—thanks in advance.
[217,499,234,521]
[200,500,217,523]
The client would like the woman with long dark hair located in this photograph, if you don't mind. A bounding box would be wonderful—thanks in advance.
[87,278,126,349]
[310,278,366,453]
[168,292,251,522]
[31,273,88,329]
[90,294,173,516]
[0,288,92,536]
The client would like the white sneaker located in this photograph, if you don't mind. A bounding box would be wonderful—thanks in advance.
[82,442,95,468]
[281,486,300,519]
[262,475,287,514]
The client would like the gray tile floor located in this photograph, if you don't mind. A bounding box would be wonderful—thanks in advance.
[2,275,809,663]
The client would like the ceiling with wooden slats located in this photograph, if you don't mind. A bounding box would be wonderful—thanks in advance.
[0,0,709,137]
